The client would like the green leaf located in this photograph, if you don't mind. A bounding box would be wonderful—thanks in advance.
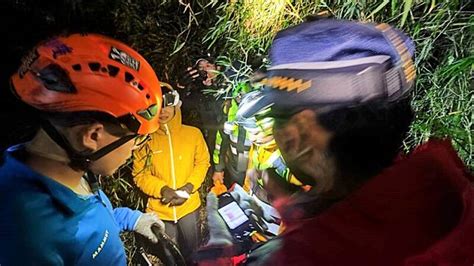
[170,41,186,56]
[368,0,389,19]
[400,0,413,27]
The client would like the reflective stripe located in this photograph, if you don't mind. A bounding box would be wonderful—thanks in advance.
[229,145,250,156]
[244,138,252,146]
[229,133,238,143]
[267,151,281,165]
[223,122,237,135]
[269,55,391,70]
[228,130,252,147]
[253,147,282,170]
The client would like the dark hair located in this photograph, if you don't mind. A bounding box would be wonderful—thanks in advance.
[317,98,414,182]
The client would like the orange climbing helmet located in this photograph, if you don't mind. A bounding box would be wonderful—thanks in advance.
[11,33,162,135]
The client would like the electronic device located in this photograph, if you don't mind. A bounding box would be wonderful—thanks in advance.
[217,192,257,250]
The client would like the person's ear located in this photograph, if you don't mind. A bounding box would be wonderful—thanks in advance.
[79,123,106,151]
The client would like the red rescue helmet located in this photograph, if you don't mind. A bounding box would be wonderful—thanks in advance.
[11,33,162,135]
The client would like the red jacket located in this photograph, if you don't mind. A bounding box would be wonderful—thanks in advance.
[269,139,474,266]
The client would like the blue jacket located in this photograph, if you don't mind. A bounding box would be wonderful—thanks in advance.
[0,145,142,265]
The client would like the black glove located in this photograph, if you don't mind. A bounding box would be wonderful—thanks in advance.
[168,183,193,206]
[178,67,199,87]
[178,67,208,87]
[160,186,179,204]
[178,183,194,194]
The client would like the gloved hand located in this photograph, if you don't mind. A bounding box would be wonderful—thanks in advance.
[205,192,233,247]
[134,213,165,243]
[178,183,194,194]
[229,184,276,225]
[177,67,200,87]
[161,186,179,204]
[169,197,187,207]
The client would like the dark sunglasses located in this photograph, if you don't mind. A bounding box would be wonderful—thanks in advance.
[87,133,151,162]
[117,104,159,134]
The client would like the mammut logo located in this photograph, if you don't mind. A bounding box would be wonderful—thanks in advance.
[92,230,109,259]
[259,76,312,93]
[109,46,140,71]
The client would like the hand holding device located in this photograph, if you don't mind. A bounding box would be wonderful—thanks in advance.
[228,184,276,225]
[217,188,260,250]
[160,186,178,204]
[161,186,191,206]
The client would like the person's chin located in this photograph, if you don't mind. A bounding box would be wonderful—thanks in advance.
[90,170,112,177]
[90,163,123,177]
[104,165,123,176]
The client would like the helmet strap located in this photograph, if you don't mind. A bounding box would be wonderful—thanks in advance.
[87,134,136,162]
[41,119,136,171]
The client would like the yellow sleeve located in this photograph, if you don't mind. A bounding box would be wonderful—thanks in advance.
[187,129,210,193]
[132,145,167,199]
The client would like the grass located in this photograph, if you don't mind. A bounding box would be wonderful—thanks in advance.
[405,4,473,167]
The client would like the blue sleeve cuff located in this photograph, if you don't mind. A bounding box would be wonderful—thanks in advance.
[113,207,143,232]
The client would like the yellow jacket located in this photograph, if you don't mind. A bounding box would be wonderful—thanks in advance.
[133,107,210,222]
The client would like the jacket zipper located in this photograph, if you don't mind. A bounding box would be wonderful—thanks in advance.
[165,124,178,223]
